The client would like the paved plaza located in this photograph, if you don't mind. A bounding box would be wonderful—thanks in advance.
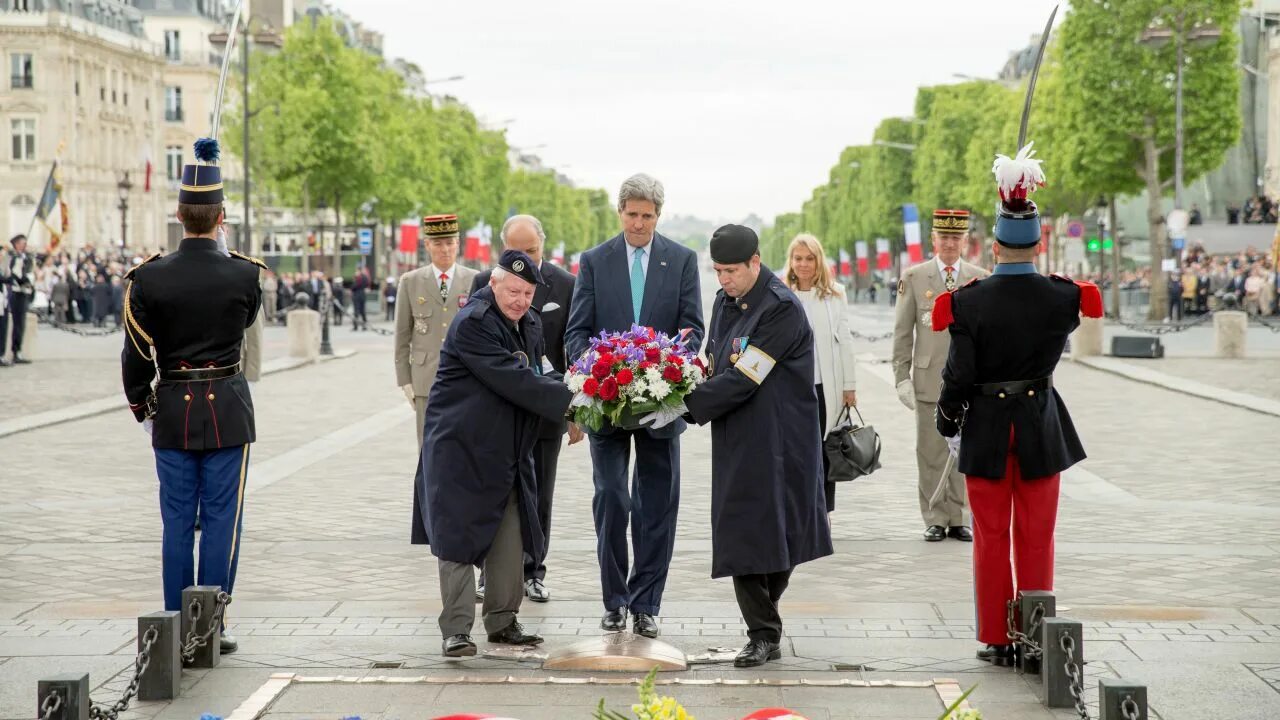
[1,298,1279,720]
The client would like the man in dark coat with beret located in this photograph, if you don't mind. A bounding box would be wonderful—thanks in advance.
[680,225,833,668]
[412,250,574,658]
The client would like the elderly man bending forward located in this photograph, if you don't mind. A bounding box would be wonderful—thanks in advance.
[411,250,573,657]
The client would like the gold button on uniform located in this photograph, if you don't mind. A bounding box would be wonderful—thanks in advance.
[730,353,740,363]
[998,392,1006,399]
[207,393,215,400]
[183,394,191,401]
[1027,389,1035,397]
[740,303,749,310]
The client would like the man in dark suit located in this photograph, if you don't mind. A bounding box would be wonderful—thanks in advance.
[565,173,704,638]
[471,214,582,603]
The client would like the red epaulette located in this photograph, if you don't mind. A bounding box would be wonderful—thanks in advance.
[931,291,954,331]
[1052,273,1103,318]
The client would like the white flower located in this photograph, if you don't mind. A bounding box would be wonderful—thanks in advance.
[567,374,586,393]
[644,367,663,385]
[649,379,672,400]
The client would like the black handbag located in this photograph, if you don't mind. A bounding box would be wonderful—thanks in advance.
[824,405,882,482]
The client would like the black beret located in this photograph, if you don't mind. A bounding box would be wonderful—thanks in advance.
[497,249,544,286]
[709,224,759,264]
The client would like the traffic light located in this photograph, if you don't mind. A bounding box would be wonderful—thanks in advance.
[1102,238,1113,250]
[1086,237,1100,252]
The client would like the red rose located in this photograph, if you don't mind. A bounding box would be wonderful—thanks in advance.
[597,352,614,366]
[638,361,654,371]
[615,368,634,385]
[583,378,599,397]
[632,338,646,347]
[599,376,619,401]
[662,364,683,383]
[694,357,707,371]
[591,360,612,380]
[644,347,662,362]
[667,354,683,367]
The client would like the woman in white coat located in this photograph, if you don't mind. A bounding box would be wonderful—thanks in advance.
[783,234,857,511]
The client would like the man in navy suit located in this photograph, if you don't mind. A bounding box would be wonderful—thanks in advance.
[565,173,704,638]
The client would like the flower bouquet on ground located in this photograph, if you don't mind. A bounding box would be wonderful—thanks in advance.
[567,325,705,432]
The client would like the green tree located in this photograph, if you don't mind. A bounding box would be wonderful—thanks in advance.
[1054,0,1242,319]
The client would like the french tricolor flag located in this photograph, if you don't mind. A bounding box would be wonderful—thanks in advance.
[876,238,891,270]
[838,248,851,276]
[902,204,924,264]
[854,241,869,274]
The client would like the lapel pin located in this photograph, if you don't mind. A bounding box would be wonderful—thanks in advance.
[660,261,667,266]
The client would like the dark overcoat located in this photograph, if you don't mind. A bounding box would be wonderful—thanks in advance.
[935,271,1092,479]
[411,286,573,565]
[684,266,833,579]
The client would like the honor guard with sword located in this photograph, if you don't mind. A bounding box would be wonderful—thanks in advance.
[121,137,264,655]
[394,214,478,448]
[892,209,988,542]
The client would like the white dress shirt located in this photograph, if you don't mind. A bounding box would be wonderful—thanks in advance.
[934,254,959,279]
[432,264,456,295]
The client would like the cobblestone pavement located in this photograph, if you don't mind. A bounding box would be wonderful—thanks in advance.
[1,296,1278,720]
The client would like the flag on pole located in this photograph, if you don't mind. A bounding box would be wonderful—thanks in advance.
[838,248,851,276]
[34,161,64,248]
[141,143,153,193]
[464,227,481,261]
[570,252,581,275]
[399,221,419,254]
[902,204,924,263]
[478,221,492,264]
[552,242,565,266]
[854,241,869,274]
[899,250,910,272]
[875,238,891,270]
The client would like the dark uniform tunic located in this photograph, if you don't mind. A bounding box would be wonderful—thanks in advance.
[684,266,833,579]
[934,272,1089,479]
[412,286,573,567]
[122,238,263,449]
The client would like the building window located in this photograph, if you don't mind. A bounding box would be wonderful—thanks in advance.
[164,30,181,61]
[165,146,182,181]
[164,86,183,122]
[10,53,33,89]
[11,1,32,11]
[11,118,35,161]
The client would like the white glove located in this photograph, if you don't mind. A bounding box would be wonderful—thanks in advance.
[401,384,415,407]
[896,380,917,411]
[946,434,960,459]
[142,418,154,436]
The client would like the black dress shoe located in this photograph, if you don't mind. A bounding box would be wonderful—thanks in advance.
[923,525,947,542]
[976,643,1016,666]
[734,639,781,668]
[601,608,627,632]
[631,612,659,639]
[947,526,973,542]
[442,634,477,657]
[487,621,543,646]
[219,633,238,654]
[12,355,30,364]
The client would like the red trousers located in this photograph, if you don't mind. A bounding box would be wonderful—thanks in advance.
[966,440,1061,645]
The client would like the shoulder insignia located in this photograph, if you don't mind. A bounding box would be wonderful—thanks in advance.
[769,280,794,303]
[930,291,954,331]
[1074,279,1104,318]
[961,277,982,289]
[1049,273,1075,284]
[229,250,268,269]
[123,253,161,280]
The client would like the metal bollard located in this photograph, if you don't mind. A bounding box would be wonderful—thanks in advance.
[1099,679,1148,720]
[180,585,223,668]
[37,673,89,720]
[1041,617,1085,710]
[138,611,181,700]
[1018,590,1055,675]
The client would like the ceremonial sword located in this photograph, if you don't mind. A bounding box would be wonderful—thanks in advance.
[210,0,247,142]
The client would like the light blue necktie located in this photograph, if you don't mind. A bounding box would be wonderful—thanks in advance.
[630,247,646,323]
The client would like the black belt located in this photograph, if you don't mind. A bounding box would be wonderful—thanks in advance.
[976,376,1052,398]
[160,363,242,382]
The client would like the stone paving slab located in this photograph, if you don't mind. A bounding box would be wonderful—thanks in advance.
[1073,355,1280,418]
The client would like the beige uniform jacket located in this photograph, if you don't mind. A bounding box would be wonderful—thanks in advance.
[892,258,989,403]
[394,264,478,397]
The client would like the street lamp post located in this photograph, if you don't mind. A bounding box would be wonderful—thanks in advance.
[117,172,133,251]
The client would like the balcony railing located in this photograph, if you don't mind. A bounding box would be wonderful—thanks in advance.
[11,75,33,89]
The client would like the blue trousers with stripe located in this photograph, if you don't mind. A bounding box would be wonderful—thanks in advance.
[155,445,250,614]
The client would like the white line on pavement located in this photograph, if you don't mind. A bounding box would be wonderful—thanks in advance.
[249,404,408,495]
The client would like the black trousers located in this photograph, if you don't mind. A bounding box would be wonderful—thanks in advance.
[733,568,794,643]
[525,434,562,580]
[5,294,30,354]
[816,383,835,511]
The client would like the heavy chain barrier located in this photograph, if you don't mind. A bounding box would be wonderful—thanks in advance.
[181,591,231,664]
[88,626,159,720]
[38,690,62,720]
[1249,314,1280,332]
[1121,695,1141,720]
[849,330,895,343]
[1005,600,1046,662]
[1109,311,1215,335]
[1059,631,1090,720]
[36,318,123,337]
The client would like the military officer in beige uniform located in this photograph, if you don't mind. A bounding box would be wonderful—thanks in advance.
[394,214,478,447]
[892,209,989,542]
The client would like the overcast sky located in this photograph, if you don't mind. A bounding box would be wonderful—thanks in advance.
[329,0,1063,222]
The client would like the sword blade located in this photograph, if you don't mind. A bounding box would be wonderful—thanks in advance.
[211,0,248,141]
[929,450,955,511]
[1017,4,1060,149]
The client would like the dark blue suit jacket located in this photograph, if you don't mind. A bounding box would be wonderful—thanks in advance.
[566,232,704,437]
